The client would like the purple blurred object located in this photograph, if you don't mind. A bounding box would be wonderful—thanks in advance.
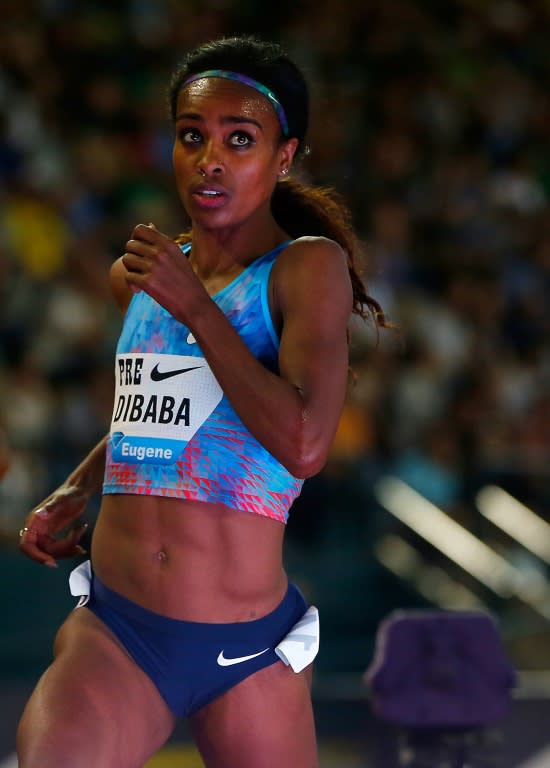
[364,610,516,728]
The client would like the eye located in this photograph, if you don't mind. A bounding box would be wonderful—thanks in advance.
[178,128,202,145]
[228,131,255,148]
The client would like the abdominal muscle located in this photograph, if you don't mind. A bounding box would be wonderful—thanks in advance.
[90,494,288,623]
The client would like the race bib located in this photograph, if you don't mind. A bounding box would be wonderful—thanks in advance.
[110,352,223,465]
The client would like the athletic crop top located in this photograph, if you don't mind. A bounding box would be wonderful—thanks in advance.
[102,241,303,523]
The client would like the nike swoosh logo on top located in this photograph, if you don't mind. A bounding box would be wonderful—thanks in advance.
[150,364,203,382]
[217,648,270,667]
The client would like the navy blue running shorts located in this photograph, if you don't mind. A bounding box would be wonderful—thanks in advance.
[85,573,308,716]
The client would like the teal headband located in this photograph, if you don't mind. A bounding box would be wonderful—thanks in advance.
[182,69,289,137]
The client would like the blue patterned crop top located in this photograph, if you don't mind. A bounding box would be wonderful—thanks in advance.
[102,241,303,523]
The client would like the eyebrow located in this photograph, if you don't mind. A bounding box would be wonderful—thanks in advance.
[175,112,264,130]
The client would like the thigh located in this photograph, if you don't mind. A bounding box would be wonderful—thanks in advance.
[17,606,176,768]
[189,661,318,768]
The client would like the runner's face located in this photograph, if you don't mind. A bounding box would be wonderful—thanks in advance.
[173,78,296,230]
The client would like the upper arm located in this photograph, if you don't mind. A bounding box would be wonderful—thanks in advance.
[110,257,133,314]
[272,237,354,468]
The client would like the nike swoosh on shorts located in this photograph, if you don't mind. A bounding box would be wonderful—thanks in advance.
[150,364,203,381]
[217,648,270,667]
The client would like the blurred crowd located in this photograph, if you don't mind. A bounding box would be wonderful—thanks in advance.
[1,0,549,634]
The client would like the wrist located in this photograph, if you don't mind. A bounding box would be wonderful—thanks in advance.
[177,285,212,329]
[62,480,93,502]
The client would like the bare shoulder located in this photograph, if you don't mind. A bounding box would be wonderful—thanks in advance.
[110,256,133,313]
[272,236,352,311]
[276,236,348,272]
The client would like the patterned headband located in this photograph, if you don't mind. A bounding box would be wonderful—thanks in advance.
[182,69,289,137]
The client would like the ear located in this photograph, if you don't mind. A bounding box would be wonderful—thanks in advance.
[277,137,299,176]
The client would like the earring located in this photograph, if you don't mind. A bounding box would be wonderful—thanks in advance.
[280,168,289,176]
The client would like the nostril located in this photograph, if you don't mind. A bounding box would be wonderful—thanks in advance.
[197,161,224,177]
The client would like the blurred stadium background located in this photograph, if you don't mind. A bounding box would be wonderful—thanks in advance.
[1,0,550,765]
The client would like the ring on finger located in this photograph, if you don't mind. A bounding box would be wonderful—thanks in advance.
[19,527,40,538]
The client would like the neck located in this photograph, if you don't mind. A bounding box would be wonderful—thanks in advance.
[189,212,288,279]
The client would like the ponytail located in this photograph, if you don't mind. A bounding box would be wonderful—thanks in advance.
[271,178,387,327]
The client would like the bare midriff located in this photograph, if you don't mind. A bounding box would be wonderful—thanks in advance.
[91,494,288,623]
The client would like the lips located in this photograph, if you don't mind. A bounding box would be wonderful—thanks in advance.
[191,183,228,209]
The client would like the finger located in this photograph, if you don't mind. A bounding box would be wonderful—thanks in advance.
[21,511,51,538]
[122,253,148,275]
[19,517,88,563]
[19,532,58,568]
[32,502,85,536]
[127,280,142,294]
[133,224,173,251]
[19,510,57,566]
[123,244,152,264]
[133,223,161,243]
[36,531,86,560]
[42,537,84,559]
[70,522,89,546]
[123,269,144,296]
[125,271,144,291]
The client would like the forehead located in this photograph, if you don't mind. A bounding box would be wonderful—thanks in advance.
[177,77,278,127]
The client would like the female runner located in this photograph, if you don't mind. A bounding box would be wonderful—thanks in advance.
[17,35,385,768]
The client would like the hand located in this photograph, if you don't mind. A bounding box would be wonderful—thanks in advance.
[18,485,89,568]
[122,223,206,322]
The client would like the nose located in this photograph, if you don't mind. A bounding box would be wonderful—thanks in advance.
[197,142,224,176]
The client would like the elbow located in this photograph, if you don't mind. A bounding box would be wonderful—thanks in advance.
[289,456,327,480]
[284,432,329,480]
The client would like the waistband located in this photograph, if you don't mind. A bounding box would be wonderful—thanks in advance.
[91,573,307,639]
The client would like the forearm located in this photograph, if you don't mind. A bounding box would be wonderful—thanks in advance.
[189,298,314,476]
[65,434,108,498]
